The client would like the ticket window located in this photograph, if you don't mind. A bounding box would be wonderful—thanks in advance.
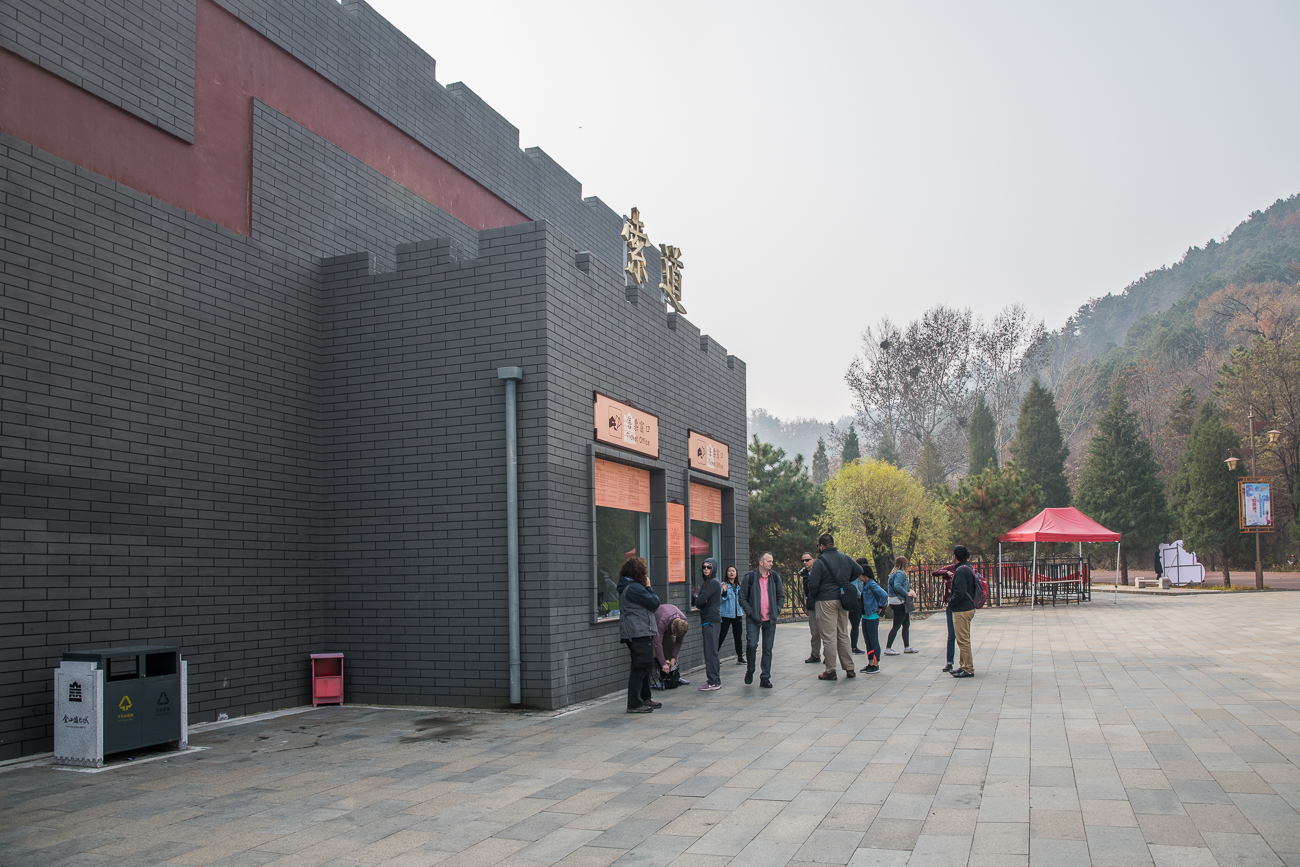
[595,459,651,620]
[689,482,723,596]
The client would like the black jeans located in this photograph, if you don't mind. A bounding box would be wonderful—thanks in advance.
[626,641,653,709]
[945,607,956,665]
[746,618,777,681]
[886,604,910,648]
[850,615,861,650]
[718,616,744,660]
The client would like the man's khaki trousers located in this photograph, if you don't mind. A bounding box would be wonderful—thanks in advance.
[953,608,975,674]
[815,600,853,674]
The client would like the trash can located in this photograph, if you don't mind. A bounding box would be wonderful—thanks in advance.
[54,645,188,768]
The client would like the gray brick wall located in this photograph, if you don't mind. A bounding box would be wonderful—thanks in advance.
[1,1,745,759]
[252,100,480,270]
[214,0,656,274]
[315,222,746,710]
[0,133,324,759]
[0,0,196,142]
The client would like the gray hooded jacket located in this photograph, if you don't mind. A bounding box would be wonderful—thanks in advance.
[691,557,722,624]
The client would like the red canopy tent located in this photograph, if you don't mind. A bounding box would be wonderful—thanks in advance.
[998,507,1122,604]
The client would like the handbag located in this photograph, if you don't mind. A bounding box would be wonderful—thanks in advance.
[904,598,915,614]
[630,635,654,667]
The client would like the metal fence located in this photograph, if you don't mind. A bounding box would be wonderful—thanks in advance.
[776,554,1092,620]
[906,555,1092,610]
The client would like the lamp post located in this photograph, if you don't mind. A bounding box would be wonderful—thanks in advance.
[1225,407,1282,591]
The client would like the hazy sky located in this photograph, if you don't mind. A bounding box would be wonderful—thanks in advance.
[370,1,1300,422]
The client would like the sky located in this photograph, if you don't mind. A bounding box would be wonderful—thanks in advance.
[369,0,1300,422]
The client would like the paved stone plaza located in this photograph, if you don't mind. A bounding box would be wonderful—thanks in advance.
[4,592,1300,867]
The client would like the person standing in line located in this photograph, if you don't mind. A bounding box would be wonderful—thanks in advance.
[739,551,785,688]
[617,557,661,713]
[856,557,887,673]
[653,602,689,684]
[932,562,958,673]
[798,553,820,664]
[807,533,862,681]
[849,559,872,655]
[949,545,978,678]
[691,558,723,691]
[718,565,745,665]
[883,556,917,655]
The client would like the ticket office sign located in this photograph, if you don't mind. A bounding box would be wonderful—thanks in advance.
[594,392,659,458]
[688,430,729,478]
[1239,478,1274,532]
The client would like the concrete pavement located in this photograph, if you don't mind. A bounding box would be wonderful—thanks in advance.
[4,592,1300,866]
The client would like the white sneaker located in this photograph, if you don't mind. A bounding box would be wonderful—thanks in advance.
[883,648,900,655]
[903,647,918,654]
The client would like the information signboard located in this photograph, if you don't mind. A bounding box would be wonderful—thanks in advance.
[688,430,729,478]
[1239,477,1274,532]
[594,392,659,458]
[667,502,686,583]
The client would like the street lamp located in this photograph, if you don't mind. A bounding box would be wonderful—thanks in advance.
[1224,409,1276,589]
[1247,407,1268,590]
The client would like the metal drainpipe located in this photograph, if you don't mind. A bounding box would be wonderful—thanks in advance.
[498,366,524,705]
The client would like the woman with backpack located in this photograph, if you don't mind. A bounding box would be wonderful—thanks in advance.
[883,556,917,655]
[856,557,888,673]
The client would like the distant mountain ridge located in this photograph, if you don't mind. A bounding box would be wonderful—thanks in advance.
[748,410,856,466]
[1064,193,1300,358]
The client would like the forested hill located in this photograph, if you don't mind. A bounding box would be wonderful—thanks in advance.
[1065,193,1300,358]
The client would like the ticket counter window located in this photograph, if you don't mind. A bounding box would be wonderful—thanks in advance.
[689,482,724,598]
[595,459,652,620]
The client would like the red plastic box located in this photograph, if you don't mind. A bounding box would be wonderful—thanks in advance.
[310,653,344,707]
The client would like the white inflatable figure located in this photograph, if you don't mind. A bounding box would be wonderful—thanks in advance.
[1159,540,1206,586]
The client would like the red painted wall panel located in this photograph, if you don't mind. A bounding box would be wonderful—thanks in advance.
[0,0,530,237]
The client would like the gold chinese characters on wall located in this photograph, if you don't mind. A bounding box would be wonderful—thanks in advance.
[621,207,686,314]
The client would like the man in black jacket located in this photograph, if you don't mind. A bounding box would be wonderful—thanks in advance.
[806,533,862,681]
[949,545,978,678]
[798,553,819,663]
[739,552,785,688]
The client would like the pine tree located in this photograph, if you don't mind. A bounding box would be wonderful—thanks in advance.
[1170,403,1244,585]
[812,437,830,487]
[875,432,901,468]
[1010,378,1070,508]
[1075,389,1172,584]
[946,462,1041,558]
[916,434,946,494]
[969,393,998,472]
[748,436,819,578]
[841,424,861,465]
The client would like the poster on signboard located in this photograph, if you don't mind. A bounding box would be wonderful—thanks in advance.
[1239,477,1274,532]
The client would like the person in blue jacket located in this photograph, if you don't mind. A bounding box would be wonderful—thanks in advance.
[718,565,745,665]
[856,557,888,673]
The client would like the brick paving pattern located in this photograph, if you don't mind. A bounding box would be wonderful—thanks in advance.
[4,593,1300,866]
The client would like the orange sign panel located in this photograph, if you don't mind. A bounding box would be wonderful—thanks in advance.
[690,483,723,524]
[594,392,659,458]
[688,430,729,478]
[667,502,686,583]
[595,459,651,513]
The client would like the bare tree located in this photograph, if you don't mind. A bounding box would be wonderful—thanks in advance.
[847,306,974,477]
[972,303,1047,460]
